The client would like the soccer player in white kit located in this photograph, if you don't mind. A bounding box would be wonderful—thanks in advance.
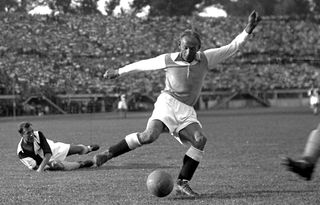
[95,11,261,196]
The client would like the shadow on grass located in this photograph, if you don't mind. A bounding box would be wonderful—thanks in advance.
[81,162,179,171]
[170,189,316,200]
[198,108,310,118]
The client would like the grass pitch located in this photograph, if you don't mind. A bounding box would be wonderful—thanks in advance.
[0,107,320,205]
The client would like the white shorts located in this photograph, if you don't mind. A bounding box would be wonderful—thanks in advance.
[47,140,70,162]
[148,92,201,144]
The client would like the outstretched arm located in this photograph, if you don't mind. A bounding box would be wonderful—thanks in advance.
[204,10,261,66]
[36,153,52,172]
[245,10,262,34]
[103,54,167,79]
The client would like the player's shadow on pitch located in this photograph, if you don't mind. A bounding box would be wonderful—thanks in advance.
[97,162,179,170]
[171,189,316,200]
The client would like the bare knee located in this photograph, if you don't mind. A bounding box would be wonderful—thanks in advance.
[193,131,207,150]
[138,131,159,145]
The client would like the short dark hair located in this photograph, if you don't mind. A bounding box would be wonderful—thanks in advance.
[179,29,201,48]
[18,122,32,134]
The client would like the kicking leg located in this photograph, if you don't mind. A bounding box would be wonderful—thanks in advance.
[94,120,164,167]
[176,123,207,197]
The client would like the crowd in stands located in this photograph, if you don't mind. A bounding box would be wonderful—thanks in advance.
[0,13,319,107]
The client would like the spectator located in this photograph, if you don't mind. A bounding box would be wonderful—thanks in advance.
[308,87,320,114]
[117,94,128,118]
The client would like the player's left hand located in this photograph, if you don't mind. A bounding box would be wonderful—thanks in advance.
[103,68,120,79]
[245,10,262,34]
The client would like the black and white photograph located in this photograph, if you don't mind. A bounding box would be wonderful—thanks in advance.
[0,0,320,204]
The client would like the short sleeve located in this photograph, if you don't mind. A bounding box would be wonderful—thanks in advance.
[19,156,37,170]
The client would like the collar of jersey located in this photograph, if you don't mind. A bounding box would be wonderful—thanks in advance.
[171,52,201,66]
[17,131,41,154]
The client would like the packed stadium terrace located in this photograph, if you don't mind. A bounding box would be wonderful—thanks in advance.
[0,13,319,98]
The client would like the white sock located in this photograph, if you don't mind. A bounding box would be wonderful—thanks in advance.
[186,146,204,162]
[125,133,141,150]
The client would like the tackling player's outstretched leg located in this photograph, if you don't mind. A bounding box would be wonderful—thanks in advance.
[17,121,100,172]
[282,123,320,180]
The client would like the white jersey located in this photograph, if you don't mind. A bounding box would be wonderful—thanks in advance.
[118,100,128,110]
[117,30,249,106]
[309,89,319,105]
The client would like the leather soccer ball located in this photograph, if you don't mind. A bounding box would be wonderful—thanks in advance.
[146,169,174,197]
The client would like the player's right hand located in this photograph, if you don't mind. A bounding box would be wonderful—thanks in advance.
[245,10,262,34]
[103,69,120,79]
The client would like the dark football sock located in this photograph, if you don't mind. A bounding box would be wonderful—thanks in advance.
[302,156,315,165]
[109,139,131,158]
[178,155,199,181]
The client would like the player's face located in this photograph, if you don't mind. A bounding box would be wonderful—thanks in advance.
[179,36,200,63]
[21,127,34,144]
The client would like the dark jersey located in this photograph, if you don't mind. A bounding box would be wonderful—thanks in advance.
[17,131,52,170]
